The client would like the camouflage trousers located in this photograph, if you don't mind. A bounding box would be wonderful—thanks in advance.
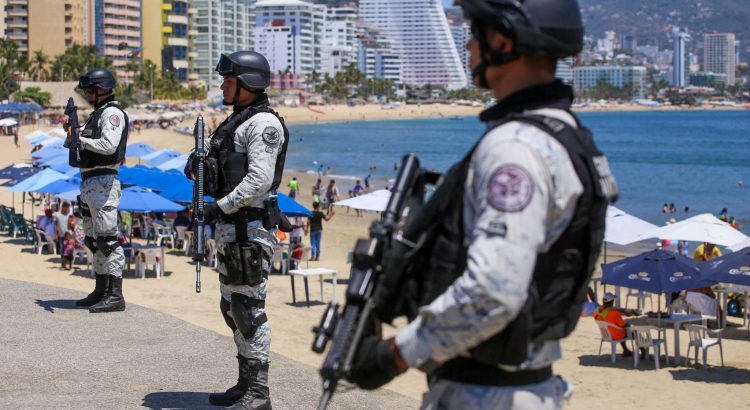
[420,376,570,410]
[217,219,276,364]
[80,174,125,278]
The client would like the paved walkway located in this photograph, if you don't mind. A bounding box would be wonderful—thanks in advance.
[0,278,418,409]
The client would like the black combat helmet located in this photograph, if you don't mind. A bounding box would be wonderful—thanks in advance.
[458,0,583,58]
[216,51,271,91]
[78,68,116,90]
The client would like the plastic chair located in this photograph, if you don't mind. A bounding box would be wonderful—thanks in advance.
[33,229,56,255]
[152,222,174,248]
[595,320,633,363]
[85,247,95,277]
[205,239,217,268]
[625,289,653,312]
[290,246,310,270]
[631,325,669,370]
[684,324,724,368]
[175,226,187,250]
[272,244,289,274]
[135,249,163,279]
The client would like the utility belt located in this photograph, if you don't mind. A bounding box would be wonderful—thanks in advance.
[218,206,268,288]
[429,358,552,387]
[218,207,264,225]
[81,168,118,181]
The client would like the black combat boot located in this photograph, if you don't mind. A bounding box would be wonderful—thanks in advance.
[227,360,271,410]
[89,276,126,313]
[208,355,251,406]
[75,274,109,307]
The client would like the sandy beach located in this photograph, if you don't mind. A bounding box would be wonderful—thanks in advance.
[2,116,750,408]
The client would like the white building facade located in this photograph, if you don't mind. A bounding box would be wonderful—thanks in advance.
[253,0,324,76]
[319,6,359,77]
[190,0,255,90]
[573,65,647,98]
[671,27,690,88]
[448,13,471,87]
[703,32,736,85]
[356,22,401,83]
[359,0,467,89]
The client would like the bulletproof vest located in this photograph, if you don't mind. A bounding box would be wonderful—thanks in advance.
[205,104,289,199]
[71,101,128,168]
[376,112,616,367]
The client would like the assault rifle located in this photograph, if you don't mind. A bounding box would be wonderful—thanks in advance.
[192,116,206,293]
[63,97,81,163]
[311,154,436,410]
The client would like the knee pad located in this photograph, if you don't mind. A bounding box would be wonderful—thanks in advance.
[96,236,121,257]
[230,293,267,340]
[220,297,237,333]
[84,236,98,253]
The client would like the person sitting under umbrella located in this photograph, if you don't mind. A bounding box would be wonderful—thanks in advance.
[686,242,722,317]
[594,292,645,358]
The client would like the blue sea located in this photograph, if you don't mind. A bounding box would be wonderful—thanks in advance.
[286,110,750,227]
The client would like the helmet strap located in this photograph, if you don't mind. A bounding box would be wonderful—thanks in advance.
[472,22,521,89]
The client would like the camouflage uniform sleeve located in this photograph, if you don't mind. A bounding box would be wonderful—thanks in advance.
[395,137,557,369]
[79,107,125,155]
[217,116,284,214]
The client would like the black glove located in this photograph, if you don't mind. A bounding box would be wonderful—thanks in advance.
[203,202,224,225]
[347,337,406,390]
[184,153,196,180]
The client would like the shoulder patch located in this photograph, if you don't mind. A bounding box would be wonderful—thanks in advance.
[261,126,280,146]
[109,114,120,127]
[487,165,534,212]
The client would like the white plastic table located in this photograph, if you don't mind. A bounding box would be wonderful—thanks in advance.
[628,313,711,364]
[289,268,337,308]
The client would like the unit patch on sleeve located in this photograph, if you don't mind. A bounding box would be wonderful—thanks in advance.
[109,115,120,127]
[487,165,534,212]
[261,126,279,146]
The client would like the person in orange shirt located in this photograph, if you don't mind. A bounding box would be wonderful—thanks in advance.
[594,292,635,357]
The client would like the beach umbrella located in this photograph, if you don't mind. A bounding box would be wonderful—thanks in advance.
[30,177,81,195]
[156,155,188,171]
[32,144,67,161]
[7,168,67,193]
[126,142,157,158]
[701,247,750,286]
[141,148,176,163]
[46,129,67,139]
[278,193,312,217]
[727,238,750,252]
[56,189,81,202]
[605,206,659,245]
[38,137,64,147]
[0,163,38,180]
[0,118,18,126]
[145,150,183,167]
[119,186,185,213]
[24,130,50,145]
[334,189,391,212]
[47,160,75,174]
[638,213,748,247]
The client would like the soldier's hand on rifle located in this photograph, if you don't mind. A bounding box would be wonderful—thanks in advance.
[62,118,71,133]
[346,336,407,390]
[184,153,196,180]
[204,202,224,225]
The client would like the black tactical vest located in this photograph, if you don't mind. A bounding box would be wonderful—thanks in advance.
[205,103,289,199]
[71,101,128,168]
[376,112,616,368]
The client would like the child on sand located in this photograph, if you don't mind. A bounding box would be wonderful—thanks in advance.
[61,232,75,270]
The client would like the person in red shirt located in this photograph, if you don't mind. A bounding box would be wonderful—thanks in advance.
[594,292,635,357]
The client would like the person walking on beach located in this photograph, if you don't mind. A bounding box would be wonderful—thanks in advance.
[352,179,365,217]
[287,177,299,199]
[312,178,322,203]
[185,50,287,409]
[64,68,128,313]
[13,126,19,148]
[344,1,617,408]
[306,202,333,261]
[324,179,339,215]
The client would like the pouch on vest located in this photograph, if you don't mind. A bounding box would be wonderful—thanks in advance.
[221,242,264,287]
[219,151,247,197]
[262,196,281,229]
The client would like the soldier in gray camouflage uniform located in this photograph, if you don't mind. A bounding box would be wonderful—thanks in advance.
[187,51,287,410]
[346,1,618,409]
[66,68,128,314]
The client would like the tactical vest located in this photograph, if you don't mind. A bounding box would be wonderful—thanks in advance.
[205,104,289,199]
[71,101,128,168]
[376,112,616,368]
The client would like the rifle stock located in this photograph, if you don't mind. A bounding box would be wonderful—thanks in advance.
[192,116,206,293]
[64,97,81,163]
[312,154,423,409]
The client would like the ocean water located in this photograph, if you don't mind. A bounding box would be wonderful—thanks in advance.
[286,110,750,227]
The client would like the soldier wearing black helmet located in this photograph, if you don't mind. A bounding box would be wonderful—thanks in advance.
[185,51,288,410]
[64,68,128,313]
[345,0,618,408]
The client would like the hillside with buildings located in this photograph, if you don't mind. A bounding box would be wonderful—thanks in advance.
[579,0,749,57]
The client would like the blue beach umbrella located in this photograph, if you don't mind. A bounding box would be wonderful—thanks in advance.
[38,137,64,147]
[24,130,50,145]
[156,155,188,171]
[7,168,68,192]
[56,189,81,202]
[602,249,710,294]
[31,177,81,194]
[47,160,75,174]
[701,247,750,286]
[278,193,312,217]
[145,150,183,167]
[0,164,39,180]
[32,144,67,161]
[126,142,157,158]
[119,186,185,213]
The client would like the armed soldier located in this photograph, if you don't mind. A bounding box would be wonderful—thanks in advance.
[186,51,288,410]
[65,68,128,313]
[345,0,618,408]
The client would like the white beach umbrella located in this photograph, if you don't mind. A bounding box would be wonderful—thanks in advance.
[727,238,750,252]
[156,155,188,171]
[604,206,659,245]
[47,128,67,139]
[334,189,391,212]
[0,118,18,126]
[638,213,748,247]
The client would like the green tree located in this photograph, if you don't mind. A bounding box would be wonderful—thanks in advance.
[28,51,50,81]
[15,86,51,106]
[50,44,113,81]
[0,39,24,99]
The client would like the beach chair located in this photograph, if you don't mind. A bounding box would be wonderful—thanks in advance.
[175,226,188,251]
[11,214,30,239]
[631,325,669,370]
[684,324,724,368]
[205,238,218,268]
[33,229,56,255]
[152,222,174,248]
[136,249,163,279]
[595,320,633,363]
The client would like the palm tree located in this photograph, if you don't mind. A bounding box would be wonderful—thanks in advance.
[28,51,49,81]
